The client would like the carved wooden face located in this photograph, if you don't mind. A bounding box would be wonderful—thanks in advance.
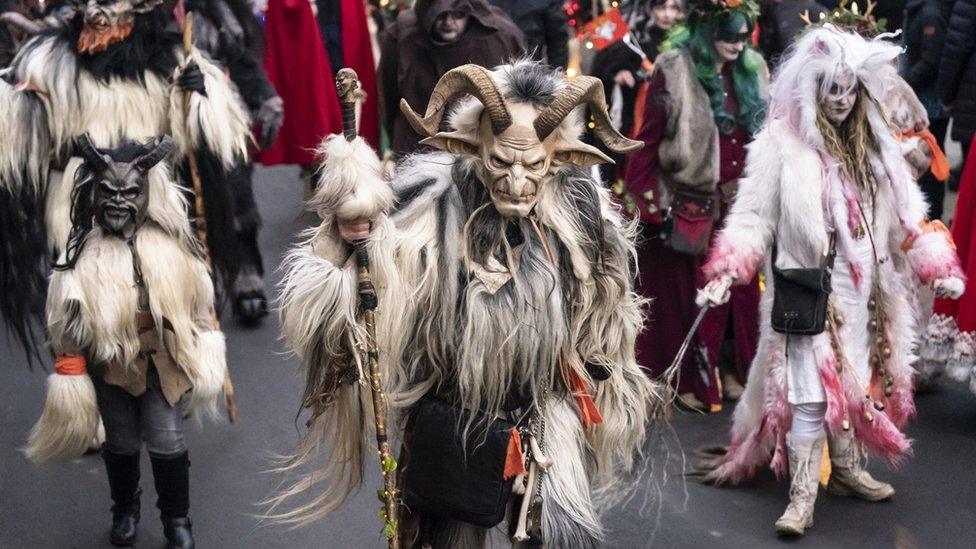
[75,133,172,236]
[93,162,149,235]
[421,102,612,218]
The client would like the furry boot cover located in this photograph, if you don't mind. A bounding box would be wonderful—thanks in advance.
[25,372,100,463]
[187,330,227,421]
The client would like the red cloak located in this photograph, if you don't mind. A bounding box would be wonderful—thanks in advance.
[257,0,378,166]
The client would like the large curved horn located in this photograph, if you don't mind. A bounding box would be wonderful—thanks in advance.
[533,76,643,154]
[74,133,111,172]
[399,64,512,137]
[132,135,174,174]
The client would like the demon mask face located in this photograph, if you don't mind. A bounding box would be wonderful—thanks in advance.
[401,65,643,218]
[73,0,163,54]
[75,133,172,236]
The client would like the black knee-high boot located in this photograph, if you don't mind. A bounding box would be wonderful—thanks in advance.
[102,449,142,547]
[150,451,194,548]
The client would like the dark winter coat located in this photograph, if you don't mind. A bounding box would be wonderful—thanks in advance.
[488,0,569,68]
[757,0,828,66]
[901,0,948,120]
[379,0,525,156]
[937,0,976,142]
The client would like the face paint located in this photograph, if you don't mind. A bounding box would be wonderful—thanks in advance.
[821,71,859,126]
[433,10,470,43]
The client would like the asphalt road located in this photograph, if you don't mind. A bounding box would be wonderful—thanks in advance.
[2,165,975,548]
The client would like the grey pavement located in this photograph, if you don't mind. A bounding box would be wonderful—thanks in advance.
[1,165,975,548]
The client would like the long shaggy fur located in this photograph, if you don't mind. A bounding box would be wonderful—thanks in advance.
[47,222,220,416]
[273,63,658,539]
[24,372,100,463]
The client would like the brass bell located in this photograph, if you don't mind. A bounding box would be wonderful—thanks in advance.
[869,319,878,330]
[864,410,875,422]
[883,346,892,359]
[884,386,893,397]
[871,355,880,365]
[842,418,851,431]
[868,299,877,310]
[873,400,885,412]
[834,313,845,326]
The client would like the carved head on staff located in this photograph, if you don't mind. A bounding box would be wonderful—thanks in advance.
[400,61,642,218]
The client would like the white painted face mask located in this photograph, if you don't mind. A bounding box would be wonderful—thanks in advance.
[821,71,859,126]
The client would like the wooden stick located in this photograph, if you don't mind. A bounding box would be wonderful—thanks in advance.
[336,68,399,549]
[182,12,238,423]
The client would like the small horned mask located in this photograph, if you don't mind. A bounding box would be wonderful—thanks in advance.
[75,132,172,236]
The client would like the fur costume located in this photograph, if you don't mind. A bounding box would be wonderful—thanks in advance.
[0,5,251,355]
[272,61,660,547]
[699,27,964,485]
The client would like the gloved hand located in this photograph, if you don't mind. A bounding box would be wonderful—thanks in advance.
[933,276,965,300]
[255,96,284,149]
[696,275,733,308]
[176,61,207,97]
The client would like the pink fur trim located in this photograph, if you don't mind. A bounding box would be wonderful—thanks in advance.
[706,342,791,484]
[816,353,846,435]
[907,231,965,285]
[838,364,912,462]
[703,236,763,283]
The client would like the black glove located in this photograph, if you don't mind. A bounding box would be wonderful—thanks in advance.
[255,96,284,149]
[176,61,208,97]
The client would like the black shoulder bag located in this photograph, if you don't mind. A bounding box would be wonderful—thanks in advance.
[402,396,517,528]
[770,235,836,336]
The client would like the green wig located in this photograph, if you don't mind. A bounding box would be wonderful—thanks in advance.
[661,7,767,134]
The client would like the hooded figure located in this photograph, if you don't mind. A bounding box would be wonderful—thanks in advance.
[378,0,526,156]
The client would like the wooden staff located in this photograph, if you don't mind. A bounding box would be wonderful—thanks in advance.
[182,12,239,423]
[335,68,399,549]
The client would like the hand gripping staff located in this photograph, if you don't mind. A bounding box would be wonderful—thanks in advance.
[181,12,239,423]
[335,68,400,548]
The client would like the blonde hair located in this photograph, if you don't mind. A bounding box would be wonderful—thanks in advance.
[815,87,879,189]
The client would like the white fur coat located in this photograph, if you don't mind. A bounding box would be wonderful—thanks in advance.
[701,119,962,483]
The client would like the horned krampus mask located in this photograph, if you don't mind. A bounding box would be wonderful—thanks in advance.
[75,133,172,236]
[400,64,643,218]
[70,0,164,53]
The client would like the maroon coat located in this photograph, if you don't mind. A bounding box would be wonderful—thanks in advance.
[626,67,760,409]
[378,0,525,156]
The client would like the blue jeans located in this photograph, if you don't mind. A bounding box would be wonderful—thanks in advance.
[93,364,187,457]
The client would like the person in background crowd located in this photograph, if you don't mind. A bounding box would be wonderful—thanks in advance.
[938,0,976,167]
[591,0,684,183]
[378,0,525,157]
[312,0,380,146]
[923,136,976,397]
[258,0,341,172]
[624,0,768,412]
[185,0,284,325]
[757,0,828,66]
[902,0,950,220]
[488,0,569,68]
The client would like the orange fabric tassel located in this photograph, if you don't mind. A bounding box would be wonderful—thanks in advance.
[904,128,951,182]
[55,354,87,376]
[503,428,527,479]
[570,370,604,431]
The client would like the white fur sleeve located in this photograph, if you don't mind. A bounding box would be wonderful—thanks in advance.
[0,44,55,193]
[703,126,781,283]
[169,47,250,168]
[277,221,361,368]
[898,175,965,285]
